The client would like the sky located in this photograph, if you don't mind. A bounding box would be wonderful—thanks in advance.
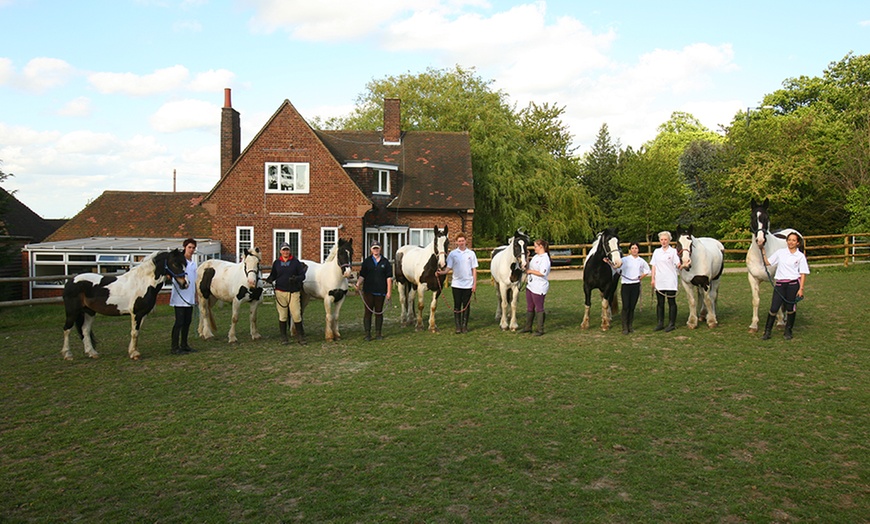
[1,0,868,219]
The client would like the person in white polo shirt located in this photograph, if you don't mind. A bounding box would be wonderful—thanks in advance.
[441,233,478,334]
[761,231,810,340]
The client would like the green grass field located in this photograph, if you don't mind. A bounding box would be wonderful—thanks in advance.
[1,266,868,523]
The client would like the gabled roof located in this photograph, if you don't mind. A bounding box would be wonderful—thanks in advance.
[45,191,212,242]
[315,130,474,211]
[0,186,62,241]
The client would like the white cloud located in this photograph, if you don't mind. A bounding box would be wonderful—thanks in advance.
[57,96,92,117]
[19,57,75,91]
[173,19,203,32]
[0,57,13,85]
[89,64,190,95]
[150,98,219,132]
[188,69,236,91]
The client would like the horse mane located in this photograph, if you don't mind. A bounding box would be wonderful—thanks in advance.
[324,243,339,263]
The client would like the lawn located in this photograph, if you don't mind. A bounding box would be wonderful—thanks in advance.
[1,266,867,523]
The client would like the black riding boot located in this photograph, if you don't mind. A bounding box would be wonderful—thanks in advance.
[761,313,776,340]
[454,312,462,334]
[534,311,545,336]
[461,307,470,333]
[521,311,535,333]
[655,300,665,331]
[295,322,307,345]
[171,325,183,354]
[375,315,384,340]
[664,301,677,332]
[180,325,195,352]
[621,309,630,335]
[279,321,289,345]
[784,312,796,340]
[364,315,372,341]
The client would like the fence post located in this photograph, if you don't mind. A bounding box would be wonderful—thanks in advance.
[845,235,850,267]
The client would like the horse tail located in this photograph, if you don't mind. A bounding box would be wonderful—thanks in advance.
[395,251,408,285]
[200,267,216,300]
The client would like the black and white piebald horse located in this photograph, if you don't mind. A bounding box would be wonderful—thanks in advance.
[197,248,264,343]
[675,225,725,329]
[746,198,801,332]
[294,238,354,342]
[580,228,623,331]
[491,228,531,331]
[61,249,189,360]
[395,225,449,332]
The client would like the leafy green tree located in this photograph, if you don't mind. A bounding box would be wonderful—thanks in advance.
[329,66,600,243]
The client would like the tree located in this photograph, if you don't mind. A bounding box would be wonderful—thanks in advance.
[329,66,600,243]
[579,124,620,218]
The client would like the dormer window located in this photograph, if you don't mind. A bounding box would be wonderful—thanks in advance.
[265,162,309,194]
[375,169,390,195]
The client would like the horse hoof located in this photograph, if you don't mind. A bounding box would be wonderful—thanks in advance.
[748,328,758,334]
[63,355,73,361]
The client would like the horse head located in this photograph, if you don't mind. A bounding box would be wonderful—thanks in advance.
[750,198,771,248]
[600,228,623,269]
[337,238,354,278]
[432,225,449,271]
[676,225,694,269]
[243,247,262,288]
[512,228,531,271]
[164,248,189,289]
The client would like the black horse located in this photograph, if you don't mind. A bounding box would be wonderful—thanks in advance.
[580,228,623,331]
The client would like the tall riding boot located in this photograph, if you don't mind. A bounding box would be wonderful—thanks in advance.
[454,312,462,334]
[364,315,372,341]
[171,325,183,354]
[521,311,535,333]
[279,321,289,345]
[375,315,384,340]
[664,301,677,332]
[655,300,665,331]
[462,306,470,333]
[784,312,796,340]
[534,311,545,336]
[761,313,776,340]
[295,322,307,345]
[628,309,636,333]
[621,309,630,335]
[180,325,194,352]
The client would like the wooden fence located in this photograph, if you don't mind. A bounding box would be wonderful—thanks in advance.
[2,233,868,308]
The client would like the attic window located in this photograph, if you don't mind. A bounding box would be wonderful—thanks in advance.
[265,162,310,194]
[375,169,390,195]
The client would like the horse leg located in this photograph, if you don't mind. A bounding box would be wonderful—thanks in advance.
[323,296,336,342]
[683,281,698,329]
[396,282,409,326]
[705,281,719,328]
[227,299,240,343]
[508,286,519,331]
[426,290,438,333]
[415,287,425,331]
[199,298,216,340]
[127,315,140,360]
[61,308,79,360]
[600,296,611,331]
[493,282,503,322]
[332,297,345,340]
[580,290,591,329]
[80,313,99,359]
[249,299,262,340]
[499,287,510,331]
[748,273,761,333]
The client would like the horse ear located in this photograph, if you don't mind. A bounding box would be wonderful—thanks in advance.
[762,197,770,209]
[750,198,757,209]
[444,224,448,237]
[688,225,694,236]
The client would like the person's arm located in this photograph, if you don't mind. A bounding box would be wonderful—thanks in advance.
[471,267,477,292]
[385,277,392,300]
[798,273,806,298]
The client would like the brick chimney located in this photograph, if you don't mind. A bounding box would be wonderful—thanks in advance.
[383,98,401,145]
[221,88,240,176]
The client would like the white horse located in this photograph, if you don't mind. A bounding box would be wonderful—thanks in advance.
[746,198,801,332]
[197,248,264,343]
[395,225,449,332]
[61,249,189,360]
[675,225,725,329]
[491,228,531,331]
[293,238,354,342]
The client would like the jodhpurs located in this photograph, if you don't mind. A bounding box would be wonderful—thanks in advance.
[275,290,302,323]
[770,279,800,315]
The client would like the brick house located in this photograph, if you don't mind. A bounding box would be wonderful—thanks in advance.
[24,90,474,297]
[206,90,474,263]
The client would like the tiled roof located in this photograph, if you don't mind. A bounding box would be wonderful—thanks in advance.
[45,191,212,242]
[315,130,474,211]
[0,187,62,241]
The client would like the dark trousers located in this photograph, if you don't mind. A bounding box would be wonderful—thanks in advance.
[172,306,194,348]
[621,283,641,330]
[452,287,473,328]
[656,289,677,325]
[770,280,800,314]
[363,293,386,334]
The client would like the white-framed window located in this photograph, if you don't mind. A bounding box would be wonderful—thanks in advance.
[265,162,309,194]
[31,252,132,287]
[409,228,435,247]
[366,227,407,261]
[274,229,302,260]
[321,227,338,263]
[375,169,390,195]
[237,226,253,262]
